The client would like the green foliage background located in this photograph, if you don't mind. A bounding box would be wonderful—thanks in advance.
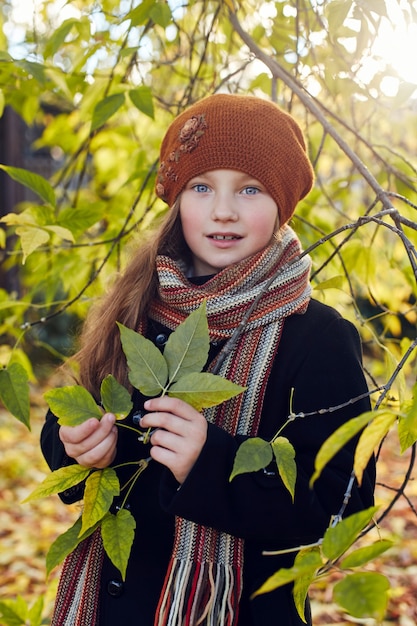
[0,0,416,623]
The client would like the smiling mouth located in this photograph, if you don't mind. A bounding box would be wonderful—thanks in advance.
[210,235,241,240]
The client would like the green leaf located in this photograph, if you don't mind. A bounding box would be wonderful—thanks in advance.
[150,2,172,28]
[101,509,136,580]
[15,226,50,264]
[0,89,5,118]
[230,438,272,481]
[398,382,417,453]
[333,572,390,621]
[168,372,245,411]
[16,60,46,83]
[127,0,156,26]
[272,437,296,501]
[0,596,27,625]
[100,374,133,419]
[117,322,168,396]
[0,165,56,207]
[253,547,322,597]
[27,596,43,626]
[58,204,104,238]
[44,224,75,242]
[44,385,103,425]
[325,0,352,33]
[322,506,378,561]
[310,410,375,487]
[354,410,397,484]
[45,517,99,576]
[0,363,30,429]
[340,539,393,569]
[44,18,78,58]
[91,93,125,132]
[22,464,91,502]
[129,86,154,119]
[293,548,322,621]
[164,302,209,384]
[81,468,120,535]
[313,275,345,291]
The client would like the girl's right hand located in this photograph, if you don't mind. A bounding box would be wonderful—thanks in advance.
[59,412,118,468]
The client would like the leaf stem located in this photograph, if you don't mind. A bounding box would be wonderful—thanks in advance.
[119,458,150,509]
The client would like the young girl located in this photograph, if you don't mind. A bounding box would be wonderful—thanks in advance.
[41,94,375,626]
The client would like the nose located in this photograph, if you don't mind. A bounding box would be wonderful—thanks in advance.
[211,193,238,222]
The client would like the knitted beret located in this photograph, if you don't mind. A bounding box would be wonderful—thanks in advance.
[155,94,314,225]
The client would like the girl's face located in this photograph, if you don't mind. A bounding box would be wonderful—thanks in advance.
[179,169,279,276]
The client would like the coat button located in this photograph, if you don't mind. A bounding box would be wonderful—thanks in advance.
[132,410,144,426]
[107,579,124,597]
[155,333,167,346]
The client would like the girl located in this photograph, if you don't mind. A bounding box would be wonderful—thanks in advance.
[41,94,375,626]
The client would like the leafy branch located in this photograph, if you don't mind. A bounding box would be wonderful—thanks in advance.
[24,302,245,579]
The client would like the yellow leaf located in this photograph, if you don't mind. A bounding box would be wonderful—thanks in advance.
[354,411,397,484]
[15,226,50,264]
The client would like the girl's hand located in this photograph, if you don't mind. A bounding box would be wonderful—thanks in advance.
[141,397,208,484]
[59,412,118,469]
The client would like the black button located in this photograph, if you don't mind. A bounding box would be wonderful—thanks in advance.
[107,579,124,597]
[132,410,144,425]
[155,333,167,346]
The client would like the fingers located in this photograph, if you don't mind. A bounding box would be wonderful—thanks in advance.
[140,397,207,484]
[59,413,118,469]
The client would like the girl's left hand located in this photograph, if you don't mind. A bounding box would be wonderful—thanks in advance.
[140,397,208,484]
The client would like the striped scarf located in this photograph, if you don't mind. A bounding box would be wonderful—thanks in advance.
[150,225,312,626]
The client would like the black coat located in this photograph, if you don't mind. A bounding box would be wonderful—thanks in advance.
[41,299,375,625]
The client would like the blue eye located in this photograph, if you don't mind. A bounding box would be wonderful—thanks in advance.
[243,186,260,195]
[193,183,210,193]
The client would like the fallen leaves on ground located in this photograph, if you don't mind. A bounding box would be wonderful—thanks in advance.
[0,396,416,625]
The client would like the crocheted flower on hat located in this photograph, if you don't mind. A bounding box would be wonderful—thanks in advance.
[156,114,207,200]
[178,114,207,153]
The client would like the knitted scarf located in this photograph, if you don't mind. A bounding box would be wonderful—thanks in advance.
[51,226,311,626]
[150,225,312,626]
[51,527,104,626]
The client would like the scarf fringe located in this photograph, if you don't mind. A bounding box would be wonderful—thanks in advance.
[155,559,242,626]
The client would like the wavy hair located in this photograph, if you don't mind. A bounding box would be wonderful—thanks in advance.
[74,200,189,398]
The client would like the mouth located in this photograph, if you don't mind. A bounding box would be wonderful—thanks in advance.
[208,234,242,240]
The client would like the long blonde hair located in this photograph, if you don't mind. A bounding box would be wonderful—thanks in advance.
[75,201,189,398]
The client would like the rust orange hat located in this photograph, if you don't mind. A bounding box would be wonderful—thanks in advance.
[155,94,314,225]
